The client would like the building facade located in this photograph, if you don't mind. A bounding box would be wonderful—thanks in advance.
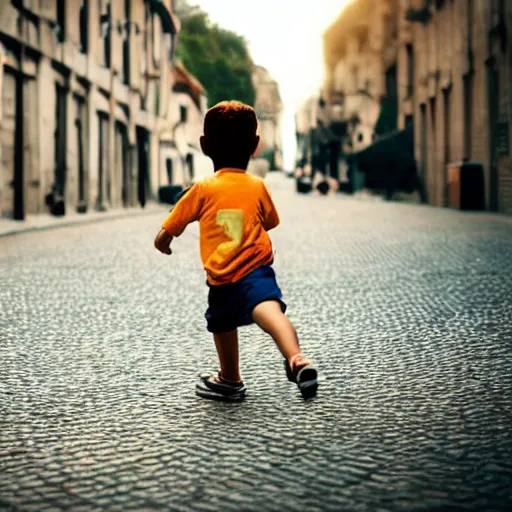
[403,0,512,214]
[322,0,512,214]
[0,0,181,220]
[323,0,399,153]
[318,0,406,193]
[252,65,283,170]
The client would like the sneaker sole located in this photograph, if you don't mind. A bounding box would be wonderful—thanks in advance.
[297,367,318,400]
[195,382,246,403]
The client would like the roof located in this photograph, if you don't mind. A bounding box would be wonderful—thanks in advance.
[172,60,205,107]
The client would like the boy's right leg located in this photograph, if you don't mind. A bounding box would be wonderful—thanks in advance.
[252,301,318,399]
[252,301,302,362]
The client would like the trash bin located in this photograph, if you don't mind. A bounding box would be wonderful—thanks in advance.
[447,161,485,211]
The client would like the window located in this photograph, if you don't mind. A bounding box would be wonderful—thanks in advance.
[491,0,504,27]
[79,1,88,54]
[99,1,111,67]
[57,0,65,43]
[167,34,174,61]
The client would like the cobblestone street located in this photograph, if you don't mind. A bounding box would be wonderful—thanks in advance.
[1,174,512,511]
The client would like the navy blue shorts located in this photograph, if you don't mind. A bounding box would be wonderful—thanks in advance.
[205,265,287,333]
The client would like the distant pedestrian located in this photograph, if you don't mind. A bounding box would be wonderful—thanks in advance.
[154,100,318,402]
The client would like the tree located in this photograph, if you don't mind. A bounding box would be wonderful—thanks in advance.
[176,9,256,107]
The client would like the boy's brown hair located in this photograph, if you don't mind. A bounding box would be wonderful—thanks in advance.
[200,100,260,170]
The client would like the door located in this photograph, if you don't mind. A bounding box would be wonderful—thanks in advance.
[443,88,452,207]
[75,95,87,211]
[115,121,129,207]
[53,84,67,202]
[97,113,109,210]
[488,59,500,212]
[429,97,437,204]
[136,126,149,207]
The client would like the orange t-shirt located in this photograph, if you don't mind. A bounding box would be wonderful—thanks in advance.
[161,168,280,285]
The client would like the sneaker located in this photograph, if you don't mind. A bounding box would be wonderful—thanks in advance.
[284,354,318,400]
[195,372,247,402]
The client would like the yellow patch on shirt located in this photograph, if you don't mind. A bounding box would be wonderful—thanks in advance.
[216,209,244,245]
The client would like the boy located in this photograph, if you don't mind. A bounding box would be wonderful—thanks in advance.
[154,100,318,402]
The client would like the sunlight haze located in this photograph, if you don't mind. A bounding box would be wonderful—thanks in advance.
[191,0,353,169]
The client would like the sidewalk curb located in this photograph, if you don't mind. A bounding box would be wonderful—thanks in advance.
[0,205,167,239]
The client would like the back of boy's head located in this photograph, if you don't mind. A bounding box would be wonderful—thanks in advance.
[202,101,259,166]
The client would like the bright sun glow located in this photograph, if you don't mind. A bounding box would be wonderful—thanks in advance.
[190,0,354,169]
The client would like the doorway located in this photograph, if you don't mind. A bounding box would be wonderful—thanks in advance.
[487,59,500,212]
[0,70,22,219]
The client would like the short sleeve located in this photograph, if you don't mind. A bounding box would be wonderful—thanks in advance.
[261,182,280,231]
[161,183,203,237]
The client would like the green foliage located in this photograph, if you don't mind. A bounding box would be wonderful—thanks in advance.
[177,11,256,108]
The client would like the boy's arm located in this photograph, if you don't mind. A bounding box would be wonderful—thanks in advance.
[154,183,202,254]
[261,182,280,231]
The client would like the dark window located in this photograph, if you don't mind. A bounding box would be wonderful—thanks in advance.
[155,82,160,115]
[186,154,194,181]
[100,1,111,67]
[180,105,188,123]
[166,158,173,184]
[57,0,66,43]
[79,1,88,53]
[491,0,504,27]
[54,84,67,196]
[406,44,414,98]
[74,96,86,206]
[167,34,174,61]
[123,0,131,84]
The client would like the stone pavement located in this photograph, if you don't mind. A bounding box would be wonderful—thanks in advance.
[1,173,512,511]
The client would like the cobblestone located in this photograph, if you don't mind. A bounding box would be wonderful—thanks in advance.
[1,174,512,511]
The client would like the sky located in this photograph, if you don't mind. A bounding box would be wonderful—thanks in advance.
[191,0,354,169]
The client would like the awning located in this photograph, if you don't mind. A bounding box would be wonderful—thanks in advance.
[146,0,180,34]
[352,125,419,193]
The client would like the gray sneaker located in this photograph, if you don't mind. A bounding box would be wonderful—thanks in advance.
[195,372,247,402]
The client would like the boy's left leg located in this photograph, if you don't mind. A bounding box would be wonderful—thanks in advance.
[213,330,242,383]
[195,329,246,402]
